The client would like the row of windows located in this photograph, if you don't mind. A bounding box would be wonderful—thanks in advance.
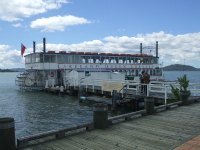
[124,69,162,76]
[84,69,162,77]
[25,54,158,64]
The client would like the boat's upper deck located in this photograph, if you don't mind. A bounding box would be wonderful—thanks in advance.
[25,51,158,65]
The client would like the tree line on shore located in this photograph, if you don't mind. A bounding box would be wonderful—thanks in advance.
[0,68,25,72]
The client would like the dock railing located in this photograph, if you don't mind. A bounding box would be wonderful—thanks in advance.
[126,82,200,105]
[79,78,200,104]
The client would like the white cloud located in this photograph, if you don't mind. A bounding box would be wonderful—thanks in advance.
[0,45,24,68]
[12,23,22,28]
[30,15,91,32]
[0,0,68,22]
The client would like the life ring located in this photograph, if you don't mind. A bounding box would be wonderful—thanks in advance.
[50,72,54,77]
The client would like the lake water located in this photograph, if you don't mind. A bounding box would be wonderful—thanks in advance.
[0,71,200,138]
[163,71,200,83]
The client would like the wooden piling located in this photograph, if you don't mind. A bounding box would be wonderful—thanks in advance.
[111,90,118,110]
[0,117,16,150]
[93,103,108,129]
[145,97,155,115]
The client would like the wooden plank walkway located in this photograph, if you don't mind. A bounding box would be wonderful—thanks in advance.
[21,103,200,150]
[175,135,200,150]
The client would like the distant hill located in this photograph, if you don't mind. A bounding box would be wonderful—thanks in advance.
[163,64,199,71]
[0,69,15,72]
[10,68,25,72]
[0,68,25,72]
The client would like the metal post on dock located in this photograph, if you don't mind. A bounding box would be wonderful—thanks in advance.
[93,103,108,129]
[0,117,16,150]
[147,84,150,96]
[78,85,86,102]
[145,97,155,115]
[164,86,167,105]
[112,90,118,110]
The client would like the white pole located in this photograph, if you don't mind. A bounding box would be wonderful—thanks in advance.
[164,86,167,105]
[147,84,149,96]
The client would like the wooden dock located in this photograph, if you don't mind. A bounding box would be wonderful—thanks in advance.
[20,102,200,150]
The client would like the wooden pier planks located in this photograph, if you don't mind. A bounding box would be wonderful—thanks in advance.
[21,103,200,150]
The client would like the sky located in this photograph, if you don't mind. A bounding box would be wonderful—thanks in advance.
[0,0,200,68]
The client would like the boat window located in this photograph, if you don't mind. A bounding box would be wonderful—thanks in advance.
[130,57,133,63]
[136,58,140,64]
[148,58,152,64]
[123,57,126,63]
[151,58,158,64]
[143,58,147,64]
[155,69,162,76]
[44,54,56,63]
[125,59,130,64]
[103,58,109,63]
[104,59,109,63]
[126,57,131,64]
[68,55,73,63]
[155,58,158,64]
[35,54,40,63]
[130,60,133,64]
[88,58,94,63]
[135,70,139,76]
[85,71,90,76]
[40,54,43,63]
[50,55,56,63]
[31,54,36,63]
[100,57,104,63]
[95,59,100,63]
[115,57,119,63]
[25,55,31,64]
[73,55,82,63]
[110,58,116,63]
[153,69,156,75]
[131,70,134,75]
[82,57,85,63]
[44,55,50,63]
[110,57,115,63]
[57,55,68,63]
[150,69,153,75]
[84,56,90,63]
[119,57,123,63]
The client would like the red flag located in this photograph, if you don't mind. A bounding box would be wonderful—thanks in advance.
[21,43,26,56]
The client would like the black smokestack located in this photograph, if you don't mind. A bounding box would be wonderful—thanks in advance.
[43,37,46,53]
[140,43,142,54]
[156,41,158,57]
[33,41,36,53]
